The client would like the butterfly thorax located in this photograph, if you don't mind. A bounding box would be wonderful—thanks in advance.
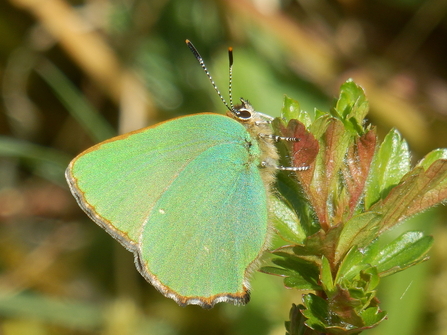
[227,98,279,187]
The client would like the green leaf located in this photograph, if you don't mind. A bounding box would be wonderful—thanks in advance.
[285,304,308,335]
[270,195,306,244]
[302,293,386,334]
[360,307,387,328]
[417,148,447,170]
[308,113,331,140]
[275,170,320,237]
[301,294,330,332]
[260,266,292,277]
[327,289,365,326]
[364,128,411,209]
[336,240,380,284]
[333,79,369,134]
[320,256,335,295]
[336,230,433,283]
[362,267,380,291]
[370,231,433,276]
[263,253,322,290]
[314,108,327,120]
[281,95,312,127]
[335,212,382,264]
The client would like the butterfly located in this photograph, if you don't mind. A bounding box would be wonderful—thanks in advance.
[66,40,305,308]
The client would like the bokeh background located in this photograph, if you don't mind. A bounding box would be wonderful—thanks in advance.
[1,0,447,334]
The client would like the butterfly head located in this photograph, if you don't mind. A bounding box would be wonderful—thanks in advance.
[228,98,255,122]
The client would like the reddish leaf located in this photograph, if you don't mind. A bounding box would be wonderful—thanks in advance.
[371,159,447,232]
[309,119,350,228]
[342,129,377,216]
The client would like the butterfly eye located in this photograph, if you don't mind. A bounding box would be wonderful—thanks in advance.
[233,107,253,120]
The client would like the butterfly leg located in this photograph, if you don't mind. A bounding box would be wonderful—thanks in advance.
[261,160,309,171]
[260,134,302,142]
[275,165,309,171]
[259,134,309,171]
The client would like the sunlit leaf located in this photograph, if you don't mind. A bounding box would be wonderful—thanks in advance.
[333,79,369,134]
[364,129,411,209]
[370,231,433,277]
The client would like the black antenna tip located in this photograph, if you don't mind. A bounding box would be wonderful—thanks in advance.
[228,47,234,67]
[186,39,201,60]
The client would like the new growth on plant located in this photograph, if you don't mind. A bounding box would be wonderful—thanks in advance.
[263,79,447,334]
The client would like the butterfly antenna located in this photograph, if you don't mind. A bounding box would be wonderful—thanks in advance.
[228,47,234,110]
[185,39,232,111]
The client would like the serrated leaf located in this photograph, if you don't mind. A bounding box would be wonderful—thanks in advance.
[308,113,331,139]
[372,159,447,232]
[270,254,322,290]
[289,120,320,172]
[302,292,387,334]
[308,118,352,227]
[364,129,411,209]
[302,293,380,334]
[417,148,447,170]
[336,240,380,284]
[281,95,312,127]
[333,79,369,131]
[370,231,433,277]
[335,212,382,264]
[264,81,439,335]
[285,304,307,335]
[301,294,330,331]
[360,307,387,327]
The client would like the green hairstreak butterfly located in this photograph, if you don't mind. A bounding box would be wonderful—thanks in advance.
[66,40,305,308]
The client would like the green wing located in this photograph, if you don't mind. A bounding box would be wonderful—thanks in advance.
[66,114,269,308]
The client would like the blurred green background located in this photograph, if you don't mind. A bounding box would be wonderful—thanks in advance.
[1,0,447,334]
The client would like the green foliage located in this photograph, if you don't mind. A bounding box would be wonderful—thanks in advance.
[263,79,444,334]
